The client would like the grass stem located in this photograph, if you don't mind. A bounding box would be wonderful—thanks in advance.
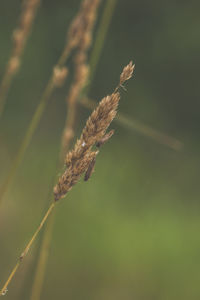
[29,210,56,300]
[0,202,56,296]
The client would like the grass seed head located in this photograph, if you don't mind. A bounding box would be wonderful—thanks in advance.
[119,61,135,86]
[54,61,134,201]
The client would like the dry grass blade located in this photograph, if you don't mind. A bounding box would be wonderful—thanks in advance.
[0,61,133,296]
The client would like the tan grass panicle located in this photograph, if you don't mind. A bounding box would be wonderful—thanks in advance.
[9,0,41,73]
[66,0,101,54]
[54,61,134,201]
[0,0,41,116]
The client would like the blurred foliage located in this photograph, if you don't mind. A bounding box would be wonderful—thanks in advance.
[0,0,200,299]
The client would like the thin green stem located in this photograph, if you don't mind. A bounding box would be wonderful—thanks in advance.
[0,202,56,297]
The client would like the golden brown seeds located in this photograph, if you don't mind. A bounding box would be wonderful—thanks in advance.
[80,93,120,150]
[54,151,98,201]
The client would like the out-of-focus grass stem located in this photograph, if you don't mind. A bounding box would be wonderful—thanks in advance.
[0,0,41,117]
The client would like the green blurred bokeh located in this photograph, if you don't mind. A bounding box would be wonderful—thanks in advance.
[0,0,200,299]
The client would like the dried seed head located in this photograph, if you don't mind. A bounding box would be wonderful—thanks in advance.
[53,67,68,87]
[5,0,41,79]
[54,61,134,202]
[67,0,101,51]
[80,93,120,150]
[14,0,41,56]
[119,61,135,86]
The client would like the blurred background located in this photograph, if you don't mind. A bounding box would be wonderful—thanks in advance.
[0,0,200,299]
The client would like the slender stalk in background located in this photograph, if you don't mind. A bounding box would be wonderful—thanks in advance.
[79,97,183,151]
[0,0,99,207]
[0,0,41,117]
[0,61,134,297]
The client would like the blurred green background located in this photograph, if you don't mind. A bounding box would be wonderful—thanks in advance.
[0,0,200,299]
